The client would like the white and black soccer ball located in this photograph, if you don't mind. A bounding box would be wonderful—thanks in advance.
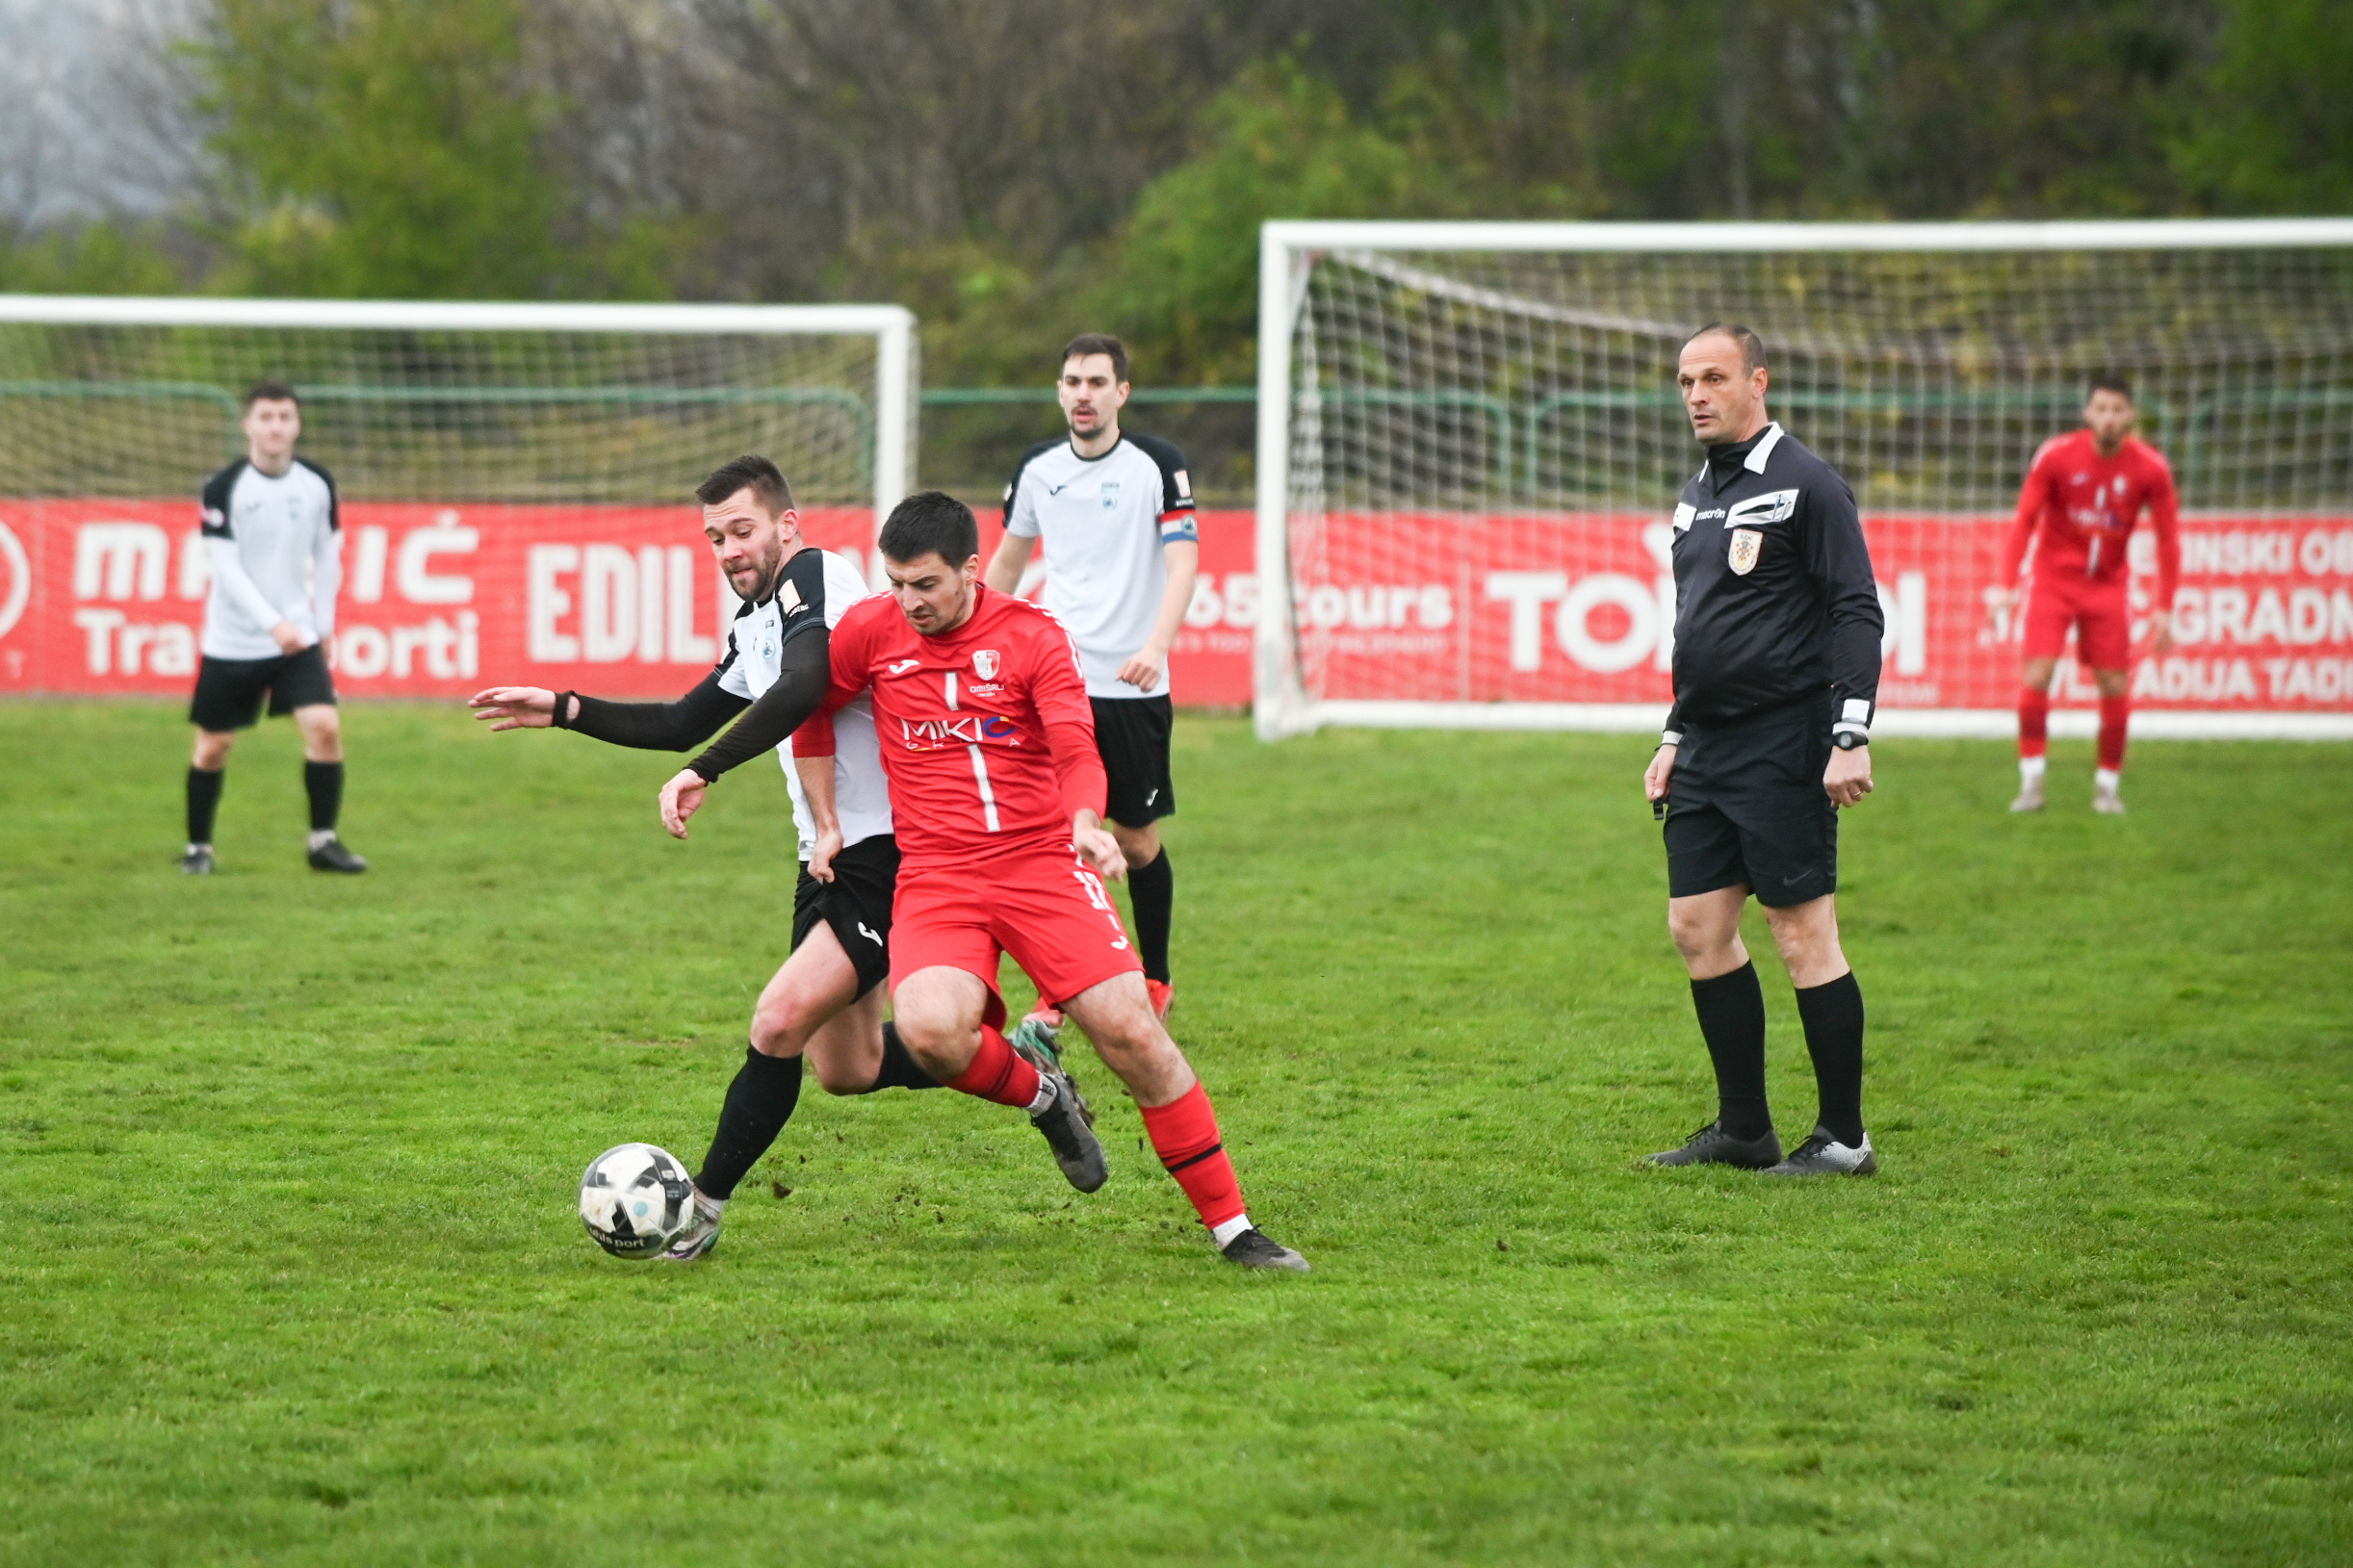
[579,1143,695,1260]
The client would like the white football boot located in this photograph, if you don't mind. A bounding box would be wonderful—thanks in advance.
[1764,1127,1877,1176]
[662,1192,724,1262]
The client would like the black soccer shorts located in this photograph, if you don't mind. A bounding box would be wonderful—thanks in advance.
[791,834,900,997]
[1663,697,1840,908]
[189,644,338,733]
[1092,693,1176,826]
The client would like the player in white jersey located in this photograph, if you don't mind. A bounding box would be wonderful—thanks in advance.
[985,334,1198,1030]
[182,381,366,875]
[472,456,1083,1261]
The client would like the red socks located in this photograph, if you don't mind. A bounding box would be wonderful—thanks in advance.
[1140,1083,1246,1231]
[2097,693,2130,772]
[944,1025,1042,1109]
[2018,687,2050,759]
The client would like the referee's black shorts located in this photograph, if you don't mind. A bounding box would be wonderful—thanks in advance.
[792,834,899,997]
[1092,694,1175,826]
[189,644,337,733]
[1663,695,1838,908]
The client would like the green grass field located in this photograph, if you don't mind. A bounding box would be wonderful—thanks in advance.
[3,701,2348,1565]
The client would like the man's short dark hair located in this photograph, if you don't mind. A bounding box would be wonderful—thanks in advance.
[1682,322,1768,376]
[879,490,980,565]
[2088,373,2134,403]
[244,379,299,409]
[1061,333,1129,384]
[696,453,793,514]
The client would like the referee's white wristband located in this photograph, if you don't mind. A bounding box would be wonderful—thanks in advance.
[1660,729,1683,747]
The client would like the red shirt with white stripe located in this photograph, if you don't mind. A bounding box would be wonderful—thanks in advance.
[796,585,1106,872]
[2002,429,2182,607]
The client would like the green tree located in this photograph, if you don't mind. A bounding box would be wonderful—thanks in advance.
[200,0,562,297]
[1094,61,1423,383]
[2176,0,2353,213]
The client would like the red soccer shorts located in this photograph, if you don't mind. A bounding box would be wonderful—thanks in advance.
[2023,574,2133,670]
[889,849,1143,1029]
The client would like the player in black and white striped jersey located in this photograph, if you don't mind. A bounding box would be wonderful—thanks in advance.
[182,381,366,875]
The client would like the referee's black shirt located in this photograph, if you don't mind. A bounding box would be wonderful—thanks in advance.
[1663,422,1884,745]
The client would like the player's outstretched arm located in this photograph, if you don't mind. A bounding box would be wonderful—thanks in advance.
[469,670,748,744]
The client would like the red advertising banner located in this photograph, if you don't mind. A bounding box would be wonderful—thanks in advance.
[1281,511,2353,721]
[3,501,2349,720]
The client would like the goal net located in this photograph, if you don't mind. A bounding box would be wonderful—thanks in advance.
[1254,220,2353,740]
[0,298,915,508]
[0,297,914,699]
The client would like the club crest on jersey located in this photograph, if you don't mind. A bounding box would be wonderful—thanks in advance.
[1728,527,1764,576]
[1099,480,1121,510]
[971,649,999,681]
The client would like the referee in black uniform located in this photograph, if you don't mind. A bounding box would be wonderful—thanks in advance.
[1642,323,1884,1176]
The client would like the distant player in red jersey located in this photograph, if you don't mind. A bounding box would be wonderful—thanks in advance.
[667,491,1307,1272]
[1989,376,2181,814]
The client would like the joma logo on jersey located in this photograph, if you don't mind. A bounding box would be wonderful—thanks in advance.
[900,713,1019,747]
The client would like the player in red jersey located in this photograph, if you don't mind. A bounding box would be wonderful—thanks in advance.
[666,491,1306,1272]
[1989,376,2181,814]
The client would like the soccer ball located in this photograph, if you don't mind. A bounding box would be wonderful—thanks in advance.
[579,1143,695,1260]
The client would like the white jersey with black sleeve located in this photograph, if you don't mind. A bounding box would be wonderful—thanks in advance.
[716,546,893,858]
[1001,431,1198,700]
[196,457,342,660]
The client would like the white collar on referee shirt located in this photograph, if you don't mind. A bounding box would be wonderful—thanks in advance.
[1745,422,1785,473]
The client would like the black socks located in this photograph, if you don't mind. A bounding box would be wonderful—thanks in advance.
[694,1046,804,1200]
[186,765,225,845]
[1690,962,1771,1140]
[1128,847,1174,985]
[304,760,344,833]
[1795,970,1867,1146]
[863,1022,943,1092]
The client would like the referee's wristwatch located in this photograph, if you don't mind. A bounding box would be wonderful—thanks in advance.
[1832,731,1868,751]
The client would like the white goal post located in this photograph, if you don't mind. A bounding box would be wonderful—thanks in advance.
[1254,219,2353,741]
[0,295,918,519]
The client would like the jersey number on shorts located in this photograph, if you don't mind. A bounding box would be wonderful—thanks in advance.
[1073,866,1130,950]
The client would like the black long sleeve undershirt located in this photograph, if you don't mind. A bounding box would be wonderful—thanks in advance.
[685,628,832,783]
[566,667,748,751]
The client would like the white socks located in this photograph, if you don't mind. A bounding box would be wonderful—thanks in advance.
[1210,1214,1254,1248]
[2094,767,2122,795]
[2019,755,2047,784]
[1025,1078,1057,1117]
[307,829,339,851]
[693,1191,726,1220]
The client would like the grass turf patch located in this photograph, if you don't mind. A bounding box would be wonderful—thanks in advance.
[1,701,2348,1565]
